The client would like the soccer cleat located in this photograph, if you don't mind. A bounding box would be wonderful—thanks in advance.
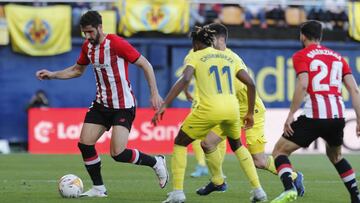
[80,186,108,198]
[293,171,305,197]
[190,165,209,178]
[270,189,297,203]
[250,188,268,203]
[162,190,186,203]
[196,181,227,196]
[153,155,169,188]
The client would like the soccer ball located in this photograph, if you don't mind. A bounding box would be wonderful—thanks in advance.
[58,174,83,198]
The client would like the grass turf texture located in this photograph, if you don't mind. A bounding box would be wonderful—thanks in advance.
[0,154,359,203]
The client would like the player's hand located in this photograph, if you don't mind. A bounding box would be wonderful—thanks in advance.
[151,104,166,126]
[283,114,294,137]
[150,93,163,110]
[243,113,254,129]
[184,90,193,102]
[36,69,55,80]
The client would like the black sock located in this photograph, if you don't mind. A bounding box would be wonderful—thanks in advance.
[275,155,295,191]
[78,143,103,186]
[112,148,156,167]
[334,158,360,202]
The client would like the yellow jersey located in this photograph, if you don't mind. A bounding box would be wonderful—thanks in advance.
[234,68,266,117]
[184,47,243,116]
[189,48,265,117]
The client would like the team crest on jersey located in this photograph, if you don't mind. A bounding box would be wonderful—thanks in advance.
[24,18,51,44]
[141,5,170,29]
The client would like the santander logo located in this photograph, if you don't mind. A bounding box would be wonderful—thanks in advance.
[33,120,181,143]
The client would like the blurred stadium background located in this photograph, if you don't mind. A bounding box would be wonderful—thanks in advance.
[0,0,359,202]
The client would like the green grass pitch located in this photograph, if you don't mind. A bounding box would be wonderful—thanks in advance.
[0,154,359,203]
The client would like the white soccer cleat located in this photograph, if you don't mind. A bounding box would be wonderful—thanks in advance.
[250,187,268,203]
[80,186,108,198]
[153,155,169,188]
[162,190,186,203]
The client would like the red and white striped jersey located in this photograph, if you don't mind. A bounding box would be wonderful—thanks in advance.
[77,34,140,109]
[292,44,352,119]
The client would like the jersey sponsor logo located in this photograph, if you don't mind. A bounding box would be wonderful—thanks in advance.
[93,63,110,70]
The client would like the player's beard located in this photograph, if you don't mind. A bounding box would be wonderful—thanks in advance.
[89,31,100,45]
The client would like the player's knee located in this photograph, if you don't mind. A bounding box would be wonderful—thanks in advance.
[326,151,343,164]
[200,141,215,153]
[111,148,131,162]
[227,138,241,152]
[174,130,193,147]
[78,142,95,154]
[253,158,267,169]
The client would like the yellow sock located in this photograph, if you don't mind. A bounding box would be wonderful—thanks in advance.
[192,139,206,166]
[218,139,227,165]
[265,155,277,175]
[171,145,187,190]
[234,146,261,189]
[205,148,224,185]
[267,155,298,180]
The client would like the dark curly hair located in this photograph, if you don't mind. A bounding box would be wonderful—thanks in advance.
[190,26,216,46]
[206,23,228,41]
[80,10,102,28]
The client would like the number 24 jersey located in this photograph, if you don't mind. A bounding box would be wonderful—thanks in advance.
[292,44,352,119]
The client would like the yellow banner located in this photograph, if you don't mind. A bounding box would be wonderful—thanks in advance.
[118,0,189,37]
[99,10,117,34]
[5,5,71,56]
[348,2,360,41]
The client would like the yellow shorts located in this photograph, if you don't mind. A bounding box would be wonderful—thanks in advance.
[245,123,266,154]
[211,111,266,154]
[181,109,241,140]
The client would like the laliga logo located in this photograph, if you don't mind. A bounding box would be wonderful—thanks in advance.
[24,17,51,44]
[34,121,53,143]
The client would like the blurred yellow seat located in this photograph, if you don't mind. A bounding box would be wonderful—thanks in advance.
[285,7,306,26]
[0,6,4,18]
[220,6,244,25]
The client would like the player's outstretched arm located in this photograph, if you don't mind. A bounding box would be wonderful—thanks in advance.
[36,63,87,80]
[343,74,360,137]
[236,69,255,129]
[134,55,163,110]
[151,66,194,126]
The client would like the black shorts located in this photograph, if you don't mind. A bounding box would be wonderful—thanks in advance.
[84,101,136,131]
[283,116,345,148]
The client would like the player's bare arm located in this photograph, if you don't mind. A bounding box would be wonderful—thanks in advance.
[236,69,255,129]
[134,55,163,110]
[284,72,309,137]
[151,65,194,126]
[183,82,193,102]
[36,63,87,80]
[343,74,360,137]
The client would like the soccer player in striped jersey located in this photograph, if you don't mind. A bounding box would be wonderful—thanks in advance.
[271,20,360,203]
[36,10,168,198]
